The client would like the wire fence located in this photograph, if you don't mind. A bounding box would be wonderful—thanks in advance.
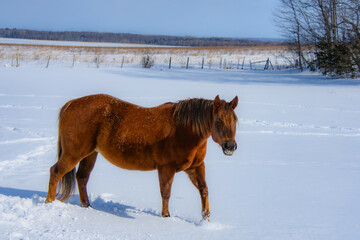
[0,45,298,70]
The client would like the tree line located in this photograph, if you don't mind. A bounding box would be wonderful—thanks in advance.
[275,0,360,77]
[0,28,284,47]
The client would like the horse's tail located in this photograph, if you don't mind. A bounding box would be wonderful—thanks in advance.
[56,102,76,202]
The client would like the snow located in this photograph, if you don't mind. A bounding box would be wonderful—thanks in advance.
[0,65,360,239]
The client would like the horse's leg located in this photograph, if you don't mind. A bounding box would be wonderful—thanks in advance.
[76,151,98,207]
[45,154,80,203]
[158,166,176,217]
[185,163,210,221]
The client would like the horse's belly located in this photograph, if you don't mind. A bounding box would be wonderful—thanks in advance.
[98,147,157,171]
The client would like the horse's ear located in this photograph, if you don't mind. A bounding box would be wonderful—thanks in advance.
[214,95,221,111]
[230,96,238,109]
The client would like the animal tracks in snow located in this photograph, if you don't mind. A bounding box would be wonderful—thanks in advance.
[0,104,58,110]
[0,140,55,171]
[240,100,360,114]
[0,137,54,145]
[238,118,360,137]
[0,126,56,173]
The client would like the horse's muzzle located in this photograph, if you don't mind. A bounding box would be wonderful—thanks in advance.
[222,141,237,156]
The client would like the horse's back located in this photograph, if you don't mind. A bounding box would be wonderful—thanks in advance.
[59,94,125,130]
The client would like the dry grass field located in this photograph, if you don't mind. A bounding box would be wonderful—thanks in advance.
[0,41,294,69]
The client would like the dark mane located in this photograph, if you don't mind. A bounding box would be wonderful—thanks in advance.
[173,98,213,138]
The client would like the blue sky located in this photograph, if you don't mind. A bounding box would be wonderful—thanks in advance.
[1,0,281,39]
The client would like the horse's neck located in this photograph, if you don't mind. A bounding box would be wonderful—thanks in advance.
[176,124,211,149]
[173,99,213,139]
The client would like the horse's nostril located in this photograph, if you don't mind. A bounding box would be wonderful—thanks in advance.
[222,141,237,156]
[223,141,237,151]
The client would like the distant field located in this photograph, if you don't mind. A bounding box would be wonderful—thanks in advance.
[0,38,296,69]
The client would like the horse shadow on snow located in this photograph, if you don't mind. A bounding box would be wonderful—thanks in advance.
[0,186,162,220]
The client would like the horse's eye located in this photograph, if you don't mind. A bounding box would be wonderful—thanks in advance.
[215,118,221,124]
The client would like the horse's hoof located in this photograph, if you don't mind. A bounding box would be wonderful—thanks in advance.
[45,198,53,203]
[202,211,210,221]
[161,213,170,218]
[203,217,210,222]
[81,203,91,208]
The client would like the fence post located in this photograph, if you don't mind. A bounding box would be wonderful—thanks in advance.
[16,54,19,67]
[223,58,227,69]
[72,55,75,68]
[201,57,204,69]
[242,58,245,69]
[121,56,124,68]
[264,58,269,70]
[169,57,172,69]
[186,57,189,69]
[219,57,222,69]
[237,59,240,69]
[264,58,268,70]
[96,55,100,68]
[46,56,50,68]
[250,60,252,70]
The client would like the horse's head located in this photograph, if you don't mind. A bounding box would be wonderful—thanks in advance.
[211,95,238,156]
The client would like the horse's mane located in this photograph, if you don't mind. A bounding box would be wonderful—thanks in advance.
[173,98,214,138]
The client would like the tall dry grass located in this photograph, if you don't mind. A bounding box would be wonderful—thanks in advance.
[0,42,292,68]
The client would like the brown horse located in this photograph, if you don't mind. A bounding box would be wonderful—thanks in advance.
[45,94,238,220]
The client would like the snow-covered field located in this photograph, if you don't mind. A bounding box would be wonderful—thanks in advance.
[1,65,360,239]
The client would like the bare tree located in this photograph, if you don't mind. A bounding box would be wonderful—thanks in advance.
[340,0,360,70]
[275,0,305,70]
[275,0,360,77]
